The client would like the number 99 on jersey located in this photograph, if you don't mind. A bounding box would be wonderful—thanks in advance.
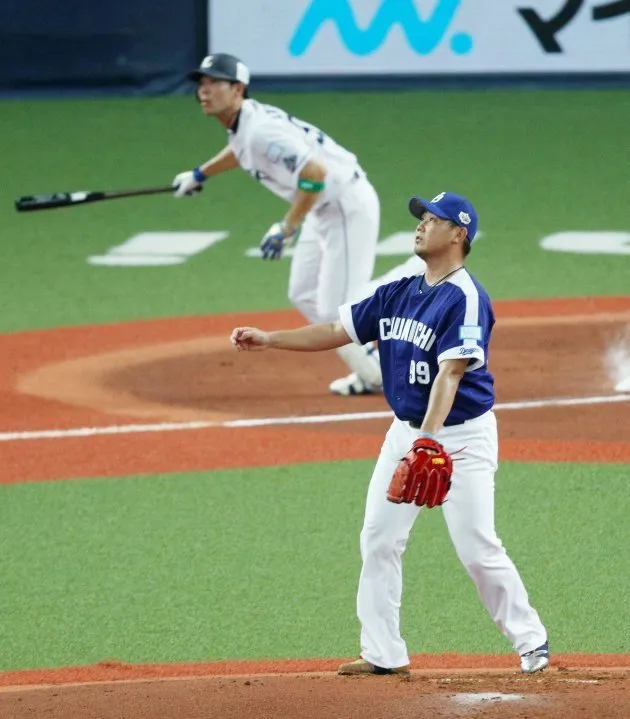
[409,360,431,385]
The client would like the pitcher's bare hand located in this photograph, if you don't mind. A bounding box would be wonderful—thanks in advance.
[230,327,271,351]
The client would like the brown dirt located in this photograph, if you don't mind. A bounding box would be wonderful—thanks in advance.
[1,297,629,484]
[1,666,629,719]
[0,296,629,716]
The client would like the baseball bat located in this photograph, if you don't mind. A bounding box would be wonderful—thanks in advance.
[14,185,178,213]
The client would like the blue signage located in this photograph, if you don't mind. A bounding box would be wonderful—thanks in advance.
[289,0,473,57]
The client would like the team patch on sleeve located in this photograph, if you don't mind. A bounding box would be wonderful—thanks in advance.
[265,142,284,163]
[458,324,482,341]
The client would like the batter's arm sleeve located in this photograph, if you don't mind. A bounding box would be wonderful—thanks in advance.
[250,123,314,182]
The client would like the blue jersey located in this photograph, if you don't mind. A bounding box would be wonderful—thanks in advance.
[339,269,495,426]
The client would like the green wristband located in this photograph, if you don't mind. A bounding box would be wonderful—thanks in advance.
[297,178,325,193]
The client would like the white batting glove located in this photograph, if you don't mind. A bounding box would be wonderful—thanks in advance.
[172,167,206,198]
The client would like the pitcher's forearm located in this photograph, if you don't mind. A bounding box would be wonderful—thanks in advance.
[268,322,350,351]
[420,373,461,435]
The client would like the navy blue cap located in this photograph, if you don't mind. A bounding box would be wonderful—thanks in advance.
[409,191,478,242]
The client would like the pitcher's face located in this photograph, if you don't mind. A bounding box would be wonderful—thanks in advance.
[414,212,463,259]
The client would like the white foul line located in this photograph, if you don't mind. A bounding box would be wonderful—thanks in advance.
[0,393,628,443]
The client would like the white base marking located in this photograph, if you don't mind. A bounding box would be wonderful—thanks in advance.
[245,231,484,259]
[0,393,629,443]
[452,692,524,705]
[88,231,228,267]
[604,330,630,393]
[540,231,630,255]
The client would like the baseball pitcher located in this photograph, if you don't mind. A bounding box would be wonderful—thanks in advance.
[172,53,382,396]
[230,191,549,676]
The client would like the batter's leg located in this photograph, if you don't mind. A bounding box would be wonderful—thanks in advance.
[331,254,427,394]
[315,179,382,392]
[353,254,427,303]
[439,412,547,655]
[287,213,323,324]
[356,419,421,669]
[314,178,379,320]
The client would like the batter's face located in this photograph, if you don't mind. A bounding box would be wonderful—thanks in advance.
[414,212,466,259]
[196,76,243,117]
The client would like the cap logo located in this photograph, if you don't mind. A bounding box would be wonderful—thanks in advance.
[201,56,214,68]
[458,211,471,225]
[431,192,446,203]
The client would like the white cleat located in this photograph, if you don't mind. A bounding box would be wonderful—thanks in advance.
[329,372,382,396]
[520,642,550,674]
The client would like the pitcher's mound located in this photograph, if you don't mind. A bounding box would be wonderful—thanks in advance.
[2,669,628,719]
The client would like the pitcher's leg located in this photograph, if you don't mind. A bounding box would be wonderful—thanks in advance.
[357,421,420,668]
[440,414,547,654]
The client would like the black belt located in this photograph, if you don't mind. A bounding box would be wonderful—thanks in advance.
[408,414,487,429]
[408,418,458,428]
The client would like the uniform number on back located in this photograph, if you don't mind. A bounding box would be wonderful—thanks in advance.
[409,360,431,385]
[262,105,325,145]
[287,115,325,145]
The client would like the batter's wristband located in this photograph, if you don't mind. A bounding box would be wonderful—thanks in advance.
[192,166,208,183]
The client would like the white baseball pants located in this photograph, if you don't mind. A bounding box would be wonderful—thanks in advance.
[288,175,381,382]
[357,411,547,669]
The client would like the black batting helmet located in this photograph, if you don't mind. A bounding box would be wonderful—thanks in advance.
[188,53,250,97]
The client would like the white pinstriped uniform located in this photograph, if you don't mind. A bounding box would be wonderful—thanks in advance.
[229,100,380,325]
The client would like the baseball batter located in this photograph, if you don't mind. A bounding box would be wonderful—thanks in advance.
[172,53,382,396]
[230,191,549,675]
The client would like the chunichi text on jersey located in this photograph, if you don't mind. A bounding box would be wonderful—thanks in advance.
[378,317,436,351]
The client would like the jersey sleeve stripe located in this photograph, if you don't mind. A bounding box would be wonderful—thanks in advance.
[453,271,480,330]
[448,271,483,352]
[339,303,362,345]
[437,346,485,371]
[440,270,486,369]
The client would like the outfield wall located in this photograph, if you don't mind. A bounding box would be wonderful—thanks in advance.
[1,0,629,97]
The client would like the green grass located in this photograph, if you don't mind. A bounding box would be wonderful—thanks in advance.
[0,88,628,674]
[0,89,629,331]
[1,460,627,670]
